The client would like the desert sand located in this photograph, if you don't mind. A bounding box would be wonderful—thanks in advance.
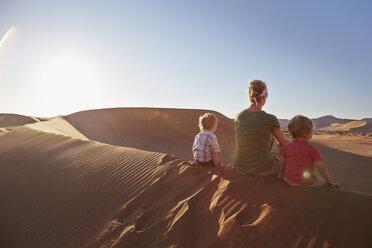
[319,121,367,132]
[312,133,372,158]
[1,108,372,248]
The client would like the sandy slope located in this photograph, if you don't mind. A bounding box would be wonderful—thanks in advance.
[65,108,236,164]
[87,162,372,248]
[0,126,170,248]
[312,142,372,195]
[0,113,39,128]
[312,134,372,158]
[1,108,372,248]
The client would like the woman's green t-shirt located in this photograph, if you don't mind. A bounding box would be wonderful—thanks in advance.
[233,110,280,174]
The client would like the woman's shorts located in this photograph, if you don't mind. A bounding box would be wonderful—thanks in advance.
[254,153,281,176]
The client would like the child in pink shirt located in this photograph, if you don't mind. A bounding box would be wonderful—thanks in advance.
[279,115,339,188]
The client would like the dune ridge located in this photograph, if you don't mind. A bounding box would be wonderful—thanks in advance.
[0,126,172,248]
[26,116,89,140]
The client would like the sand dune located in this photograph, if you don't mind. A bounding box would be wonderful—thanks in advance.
[0,113,39,128]
[26,116,89,140]
[312,115,353,129]
[65,108,236,164]
[1,108,372,247]
[319,120,367,132]
[87,162,372,248]
[0,126,170,248]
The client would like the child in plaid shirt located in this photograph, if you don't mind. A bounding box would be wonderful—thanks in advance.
[192,113,221,167]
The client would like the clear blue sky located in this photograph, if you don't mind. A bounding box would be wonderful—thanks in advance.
[0,0,371,119]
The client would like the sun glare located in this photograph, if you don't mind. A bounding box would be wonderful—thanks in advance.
[38,52,104,115]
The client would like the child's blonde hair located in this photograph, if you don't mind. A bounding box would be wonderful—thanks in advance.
[199,113,218,131]
[248,80,267,105]
[288,115,314,139]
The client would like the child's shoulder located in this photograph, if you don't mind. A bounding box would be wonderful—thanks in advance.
[283,140,314,150]
[204,130,217,138]
[197,130,216,137]
[302,140,319,150]
[294,140,321,153]
[307,141,321,153]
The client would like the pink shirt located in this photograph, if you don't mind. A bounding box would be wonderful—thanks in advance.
[280,140,324,185]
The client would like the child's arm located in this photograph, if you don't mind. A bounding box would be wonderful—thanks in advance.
[278,157,286,178]
[314,161,335,186]
[212,152,220,167]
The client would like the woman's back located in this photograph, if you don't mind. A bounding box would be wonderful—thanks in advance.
[234,110,280,174]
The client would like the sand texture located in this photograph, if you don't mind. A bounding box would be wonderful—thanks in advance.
[0,126,169,247]
[1,108,372,248]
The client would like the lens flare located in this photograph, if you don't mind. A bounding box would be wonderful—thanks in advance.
[302,170,311,179]
[0,26,18,75]
[0,27,17,55]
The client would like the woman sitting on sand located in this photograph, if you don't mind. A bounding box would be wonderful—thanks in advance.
[233,80,290,176]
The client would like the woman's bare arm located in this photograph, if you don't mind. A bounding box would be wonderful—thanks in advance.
[273,127,291,147]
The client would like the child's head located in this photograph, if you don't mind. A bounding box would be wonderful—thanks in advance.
[248,80,268,106]
[199,113,218,132]
[288,115,314,140]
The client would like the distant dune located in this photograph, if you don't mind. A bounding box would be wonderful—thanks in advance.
[1,108,372,247]
[64,108,236,164]
[279,115,372,133]
[319,120,367,132]
[0,113,39,128]
[311,115,354,129]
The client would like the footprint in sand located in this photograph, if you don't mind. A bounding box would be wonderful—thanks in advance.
[235,204,272,227]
